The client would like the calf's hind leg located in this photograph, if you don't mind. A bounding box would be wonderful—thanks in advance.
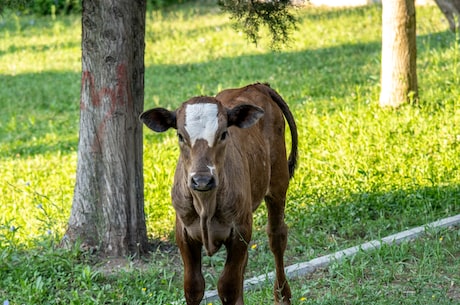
[265,191,291,305]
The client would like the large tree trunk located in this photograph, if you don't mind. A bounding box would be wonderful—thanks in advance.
[380,0,418,108]
[64,0,148,257]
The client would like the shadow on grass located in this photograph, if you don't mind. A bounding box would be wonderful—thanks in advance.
[0,38,80,57]
[144,29,455,106]
[0,30,456,157]
[0,71,80,157]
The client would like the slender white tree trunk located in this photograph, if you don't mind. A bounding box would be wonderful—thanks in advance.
[380,0,418,107]
[65,0,148,257]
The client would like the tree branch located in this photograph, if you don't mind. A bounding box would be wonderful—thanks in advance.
[219,0,298,49]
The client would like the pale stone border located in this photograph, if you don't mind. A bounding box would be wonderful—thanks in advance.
[201,214,460,304]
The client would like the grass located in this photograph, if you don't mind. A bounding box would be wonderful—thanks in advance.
[246,226,460,305]
[1,2,460,304]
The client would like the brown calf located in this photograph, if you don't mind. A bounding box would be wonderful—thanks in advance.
[140,83,298,305]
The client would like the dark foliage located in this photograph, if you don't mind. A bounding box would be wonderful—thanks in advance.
[0,0,81,15]
[0,0,30,14]
[218,0,298,49]
[149,0,193,10]
[1,0,191,15]
[32,0,81,15]
[2,0,298,46]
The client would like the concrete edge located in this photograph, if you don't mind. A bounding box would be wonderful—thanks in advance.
[201,214,460,304]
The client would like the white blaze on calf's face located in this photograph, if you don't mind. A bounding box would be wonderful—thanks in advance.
[184,103,219,147]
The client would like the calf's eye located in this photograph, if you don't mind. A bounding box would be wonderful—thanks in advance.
[220,131,228,141]
[178,133,184,143]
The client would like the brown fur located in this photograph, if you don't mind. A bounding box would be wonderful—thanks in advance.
[140,83,298,305]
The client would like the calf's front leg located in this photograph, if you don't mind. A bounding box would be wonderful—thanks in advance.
[217,225,251,305]
[176,219,205,305]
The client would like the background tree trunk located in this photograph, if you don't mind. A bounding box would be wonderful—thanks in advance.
[380,0,418,108]
[64,0,148,257]
[434,0,460,32]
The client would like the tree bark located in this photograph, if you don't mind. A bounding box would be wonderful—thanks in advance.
[380,0,418,108]
[64,0,148,257]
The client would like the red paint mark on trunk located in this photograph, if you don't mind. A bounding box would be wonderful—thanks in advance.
[80,63,131,153]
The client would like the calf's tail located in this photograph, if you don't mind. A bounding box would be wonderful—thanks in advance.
[262,84,298,179]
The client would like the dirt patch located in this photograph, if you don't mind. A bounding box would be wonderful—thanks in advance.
[94,239,181,275]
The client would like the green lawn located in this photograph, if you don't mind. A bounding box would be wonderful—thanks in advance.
[1,3,459,304]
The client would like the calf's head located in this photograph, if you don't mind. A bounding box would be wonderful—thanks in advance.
[140,97,264,192]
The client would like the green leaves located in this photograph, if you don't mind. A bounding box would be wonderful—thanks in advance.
[218,0,297,49]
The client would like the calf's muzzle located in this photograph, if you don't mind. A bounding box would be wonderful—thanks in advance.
[190,173,216,192]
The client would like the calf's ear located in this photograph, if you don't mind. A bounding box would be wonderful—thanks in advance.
[227,104,264,129]
[139,108,177,132]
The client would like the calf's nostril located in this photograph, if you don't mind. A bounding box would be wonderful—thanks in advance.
[191,175,216,191]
